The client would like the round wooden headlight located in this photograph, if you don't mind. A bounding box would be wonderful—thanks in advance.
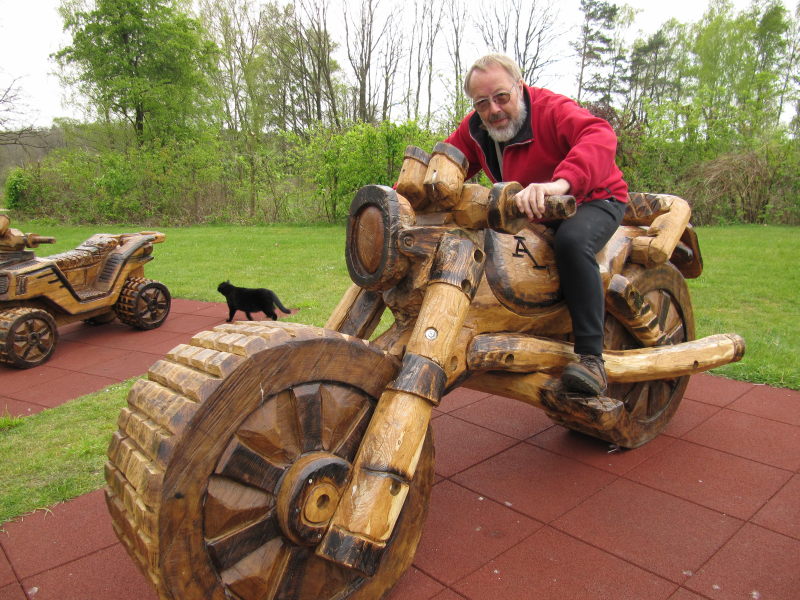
[354,204,384,274]
[346,185,413,290]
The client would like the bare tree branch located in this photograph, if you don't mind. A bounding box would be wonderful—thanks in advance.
[476,0,563,85]
[0,78,47,148]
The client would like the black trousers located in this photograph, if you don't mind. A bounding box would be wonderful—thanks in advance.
[553,198,627,357]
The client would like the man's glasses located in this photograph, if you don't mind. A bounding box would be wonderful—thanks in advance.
[472,87,515,112]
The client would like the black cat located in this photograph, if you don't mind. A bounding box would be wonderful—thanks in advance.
[217,281,291,322]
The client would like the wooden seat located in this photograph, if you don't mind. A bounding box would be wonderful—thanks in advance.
[49,235,119,272]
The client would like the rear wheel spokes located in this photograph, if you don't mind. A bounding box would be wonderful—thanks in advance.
[620,379,676,421]
[139,288,168,324]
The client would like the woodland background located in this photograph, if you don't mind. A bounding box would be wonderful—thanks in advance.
[2,0,799,226]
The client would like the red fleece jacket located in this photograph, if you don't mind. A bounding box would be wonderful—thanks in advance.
[444,85,628,204]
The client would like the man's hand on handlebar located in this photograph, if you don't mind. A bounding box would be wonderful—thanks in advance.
[515,178,571,220]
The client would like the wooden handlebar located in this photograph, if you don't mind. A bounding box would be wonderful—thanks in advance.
[505,194,577,222]
[487,182,576,234]
[26,235,56,247]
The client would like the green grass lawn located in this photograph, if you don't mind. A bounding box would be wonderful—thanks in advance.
[687,225,799,389]
[1,221,797,525]
[0,380,136,523]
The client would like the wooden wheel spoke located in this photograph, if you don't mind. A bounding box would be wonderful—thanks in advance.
[662,322,685,345]
[655,290,672,331]
[216,440,287,492]
[217,538,361,600]
[328,401,372,461]
[205,475,274,540]
[622,382,649,417]
[624,379,675,422]
[27,344,47,359]
[139,300,154,313]
[291,383,324,453]
[319,383,373,457]
[237,390,302,465]
[136,302,152,319]
[141,288,157,301]
[273,547,361,600]
[649,288,685,345]
[220,537,291,600]
[207,512,282,572]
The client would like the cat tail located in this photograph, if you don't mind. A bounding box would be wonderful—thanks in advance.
[273,293,291,314]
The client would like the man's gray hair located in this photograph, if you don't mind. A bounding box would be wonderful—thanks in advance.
[464,54,523,97]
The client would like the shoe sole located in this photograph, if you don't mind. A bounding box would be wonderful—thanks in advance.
[561,370,606,396]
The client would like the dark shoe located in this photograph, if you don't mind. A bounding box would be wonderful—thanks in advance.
[562,354,607,395]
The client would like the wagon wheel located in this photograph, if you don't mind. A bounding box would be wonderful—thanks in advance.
[0,307,59,368]
[601,263,695,447]
[105,321,434,600]
[115,277,171,330]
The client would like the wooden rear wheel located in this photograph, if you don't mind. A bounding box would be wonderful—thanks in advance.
[105,321,434,600]
[115,277,171,330]
[602,263,695,447]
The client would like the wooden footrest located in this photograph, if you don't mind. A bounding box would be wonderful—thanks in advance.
[540,384,623,431]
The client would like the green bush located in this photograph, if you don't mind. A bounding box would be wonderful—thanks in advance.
[298,121,442,222]
[8,137,229,225]
[4,167,37,211]
[682,139,800,225]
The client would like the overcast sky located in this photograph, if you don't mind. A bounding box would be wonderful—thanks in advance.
[0,0,787,127]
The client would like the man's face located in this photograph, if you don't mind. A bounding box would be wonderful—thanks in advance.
[468,64,525,142]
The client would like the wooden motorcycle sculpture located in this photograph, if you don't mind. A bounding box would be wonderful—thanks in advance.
[0,213,170,368]
[105,143,744,600]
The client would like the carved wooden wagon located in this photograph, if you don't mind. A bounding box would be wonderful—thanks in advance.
[0,214,170,368]
[105,143,744,599]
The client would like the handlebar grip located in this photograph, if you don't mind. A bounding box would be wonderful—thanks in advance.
[488,182,576,234]
[26,235,56,247]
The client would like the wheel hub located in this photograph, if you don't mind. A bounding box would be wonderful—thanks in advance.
[275,452,351,546]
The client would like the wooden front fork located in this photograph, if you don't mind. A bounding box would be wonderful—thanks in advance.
[316,232,485,575]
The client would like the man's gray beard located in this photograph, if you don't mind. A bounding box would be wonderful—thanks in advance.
[486,96,527,142]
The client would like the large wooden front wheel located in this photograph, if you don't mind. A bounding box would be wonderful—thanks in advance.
[602,263,695,447]
[105,322,434,600]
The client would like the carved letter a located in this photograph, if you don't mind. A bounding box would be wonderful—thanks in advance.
[512,236,546,270]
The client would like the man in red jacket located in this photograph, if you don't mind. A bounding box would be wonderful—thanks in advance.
[445,54,629,395]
